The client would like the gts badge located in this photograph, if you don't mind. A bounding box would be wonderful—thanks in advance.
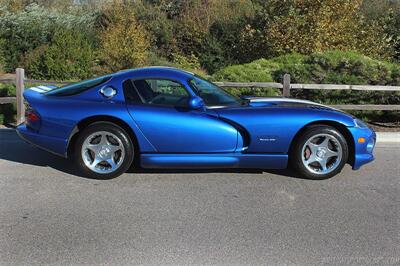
[258,136,278,142]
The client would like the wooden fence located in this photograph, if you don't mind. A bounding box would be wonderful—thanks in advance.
[1,69,400,125]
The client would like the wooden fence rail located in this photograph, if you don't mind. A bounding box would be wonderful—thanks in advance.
[1,69,400,124]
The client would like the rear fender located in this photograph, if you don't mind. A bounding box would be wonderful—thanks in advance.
[23,86,156,157]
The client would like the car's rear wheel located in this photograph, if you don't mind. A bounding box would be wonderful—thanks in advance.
[291,125,348,180]
[74,123,134,179]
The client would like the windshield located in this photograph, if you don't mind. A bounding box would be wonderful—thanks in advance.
[46,75,112,96]
[189,76,241,107]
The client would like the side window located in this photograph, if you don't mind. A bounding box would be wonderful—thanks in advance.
[131,79,190,107]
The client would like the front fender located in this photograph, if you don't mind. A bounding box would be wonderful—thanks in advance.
[216,107,355,153]
[348,127,376,170]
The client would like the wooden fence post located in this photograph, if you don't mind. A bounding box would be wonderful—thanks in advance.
[283,73,291,97]
[16,68,25,125]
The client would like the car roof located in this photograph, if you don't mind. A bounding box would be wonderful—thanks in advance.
[111,66,195,80]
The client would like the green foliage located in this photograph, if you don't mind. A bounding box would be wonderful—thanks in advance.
[262,0,393,60]
[198,35,226,74]
[201,17,267,73]
[0,0,399,80]
[133,1,175,55]
[346,110,399,123]
[0,103,15,125]
[291,52,400,107]
[172,53,201,71]
[213,50,400,103]
[384,9,400,61]
[146,53,206,77]
[163,0,258,73]
[217,50,400,85]
[304,51,395,85]
[0,40,4,73]
[212,59,280,82]
[212,58,282,96]
[0,82,14,124]
[0,60,4,74]
[270,53,310,83]
[0,83,15,96]
[98,1,150,72]
[0,3,97,72]
[22,29,95,80]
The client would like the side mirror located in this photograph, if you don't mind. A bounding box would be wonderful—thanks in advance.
[188,96,205,110]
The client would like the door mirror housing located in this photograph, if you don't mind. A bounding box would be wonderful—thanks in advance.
[188,96,205,110]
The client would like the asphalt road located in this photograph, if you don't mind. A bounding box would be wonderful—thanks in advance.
[0,129,399,265]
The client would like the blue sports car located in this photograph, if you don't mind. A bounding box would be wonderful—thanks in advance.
[17,67,375,179]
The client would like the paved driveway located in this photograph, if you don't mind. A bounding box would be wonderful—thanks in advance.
[0,129,399,265]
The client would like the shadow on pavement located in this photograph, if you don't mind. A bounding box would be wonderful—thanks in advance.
[0,128,84,177]
[0,128,301,179]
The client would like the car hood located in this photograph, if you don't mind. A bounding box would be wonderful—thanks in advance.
[212,96,355,128]
[244,97,340,112]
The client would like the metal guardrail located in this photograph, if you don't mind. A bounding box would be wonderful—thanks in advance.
[1,70,400,124]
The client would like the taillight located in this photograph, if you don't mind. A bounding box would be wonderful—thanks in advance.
[26,109,40,122]
[25,107,41,131]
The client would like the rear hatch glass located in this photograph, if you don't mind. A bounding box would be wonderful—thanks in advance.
[45,75,112,96]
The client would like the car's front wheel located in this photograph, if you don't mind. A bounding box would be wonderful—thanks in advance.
[74,122,134,179]
[291,125,349,180]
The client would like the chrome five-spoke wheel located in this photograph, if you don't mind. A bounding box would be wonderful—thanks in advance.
[81,131,126,174]
[301,134,342,175]
[75,123,134,179]
[291,125,349,180]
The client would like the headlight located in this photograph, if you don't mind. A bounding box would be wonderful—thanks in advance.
[366,138,375,153]
[354,119,368,128]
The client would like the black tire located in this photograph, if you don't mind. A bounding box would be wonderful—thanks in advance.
[74,122,134,179]
[290,125,349,180]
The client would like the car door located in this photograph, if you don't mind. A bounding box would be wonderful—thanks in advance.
[123,78,238,153]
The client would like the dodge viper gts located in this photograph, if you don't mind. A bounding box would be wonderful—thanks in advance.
[17,67,376,179]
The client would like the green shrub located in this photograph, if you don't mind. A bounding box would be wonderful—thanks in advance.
[226,87,280,97]
[212,50,400,103]
[214,50,400,85]
[0,83,16,125]
[291,51,400,106]
[271,53,311,83]
[0,103,15,125]
[346,110,400,123]
[305,51,395,85]
[0,43,4,74]
[133,1,175,55]
[98,2,150,72]
[172,53,201,71]
[198,35,227,74]
[212,58,280,82]
[151,0,257,73]
[0,83,15,96]
[147,52,207,77]
[0,3,97,72]
[22,29,95,80]
[264,0,393,60]
[211,59,282,96]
